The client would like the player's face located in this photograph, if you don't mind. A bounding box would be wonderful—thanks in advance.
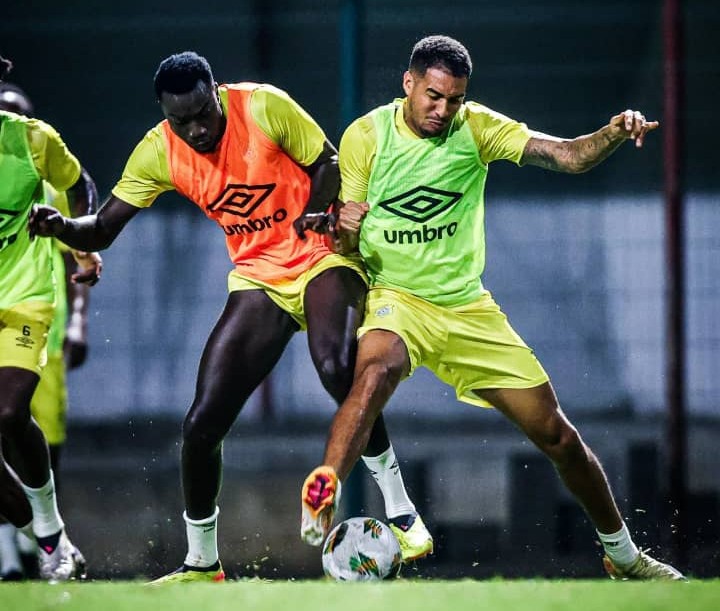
[160,80,225,153]
[402,67,467,138]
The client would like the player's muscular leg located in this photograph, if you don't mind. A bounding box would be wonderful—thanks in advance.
[0,368,51,487]
[474,383,623,534]
[305,268,389,456]
[182,290,297,518]
[323,330,410,480]
[304,268,365,403]
[0,446,33,527]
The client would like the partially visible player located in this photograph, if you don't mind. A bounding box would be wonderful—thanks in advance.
[28,51,432,583]
[300,35,685,581]
[0,75,99,582]
[0,56,101,582]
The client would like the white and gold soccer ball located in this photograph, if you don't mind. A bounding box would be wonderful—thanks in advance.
[321,517,402,581]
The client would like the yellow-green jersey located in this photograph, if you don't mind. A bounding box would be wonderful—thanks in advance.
[0,111,82,309]
[339,99,530,307]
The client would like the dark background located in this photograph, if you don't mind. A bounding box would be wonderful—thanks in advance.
[3,1,717,199]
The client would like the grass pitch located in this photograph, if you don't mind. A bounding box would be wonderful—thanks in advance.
[0,578,717,611]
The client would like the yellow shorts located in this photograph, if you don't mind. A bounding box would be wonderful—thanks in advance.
[0,300,53,374]
[227,254,367,330]
[359,287,549,407]
[30,351,67,445]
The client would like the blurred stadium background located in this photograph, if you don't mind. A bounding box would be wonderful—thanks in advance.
[2,0,718,579]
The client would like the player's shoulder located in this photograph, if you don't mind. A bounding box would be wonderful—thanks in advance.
[344,102,393,142]
[125,122,167,166]
[461,100,502,120]
[137,122,166,149]
[346,113,376,137]
[461,101,518,125]
[223,81,294,104]
[15,115,71,158]
[19,114,63,142]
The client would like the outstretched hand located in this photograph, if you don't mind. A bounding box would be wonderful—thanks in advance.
[70,250,103,286]
[28,204,67,239]
[64,339,88,369]
[610,109,659,148]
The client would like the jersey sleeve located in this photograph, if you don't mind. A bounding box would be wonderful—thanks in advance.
[26,118,82,192]
[249,85,326,167]
[111,124,175,207]
[465,102,531,165]
[338,115,376,203]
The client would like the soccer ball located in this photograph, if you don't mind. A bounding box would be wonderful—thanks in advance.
[321,517,402,581]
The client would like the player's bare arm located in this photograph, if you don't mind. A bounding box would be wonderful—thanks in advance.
[66,168,99,217]
[293,140,341,239]
[521,109,660,174]
[29,195,140,252]
[65,168,103,285]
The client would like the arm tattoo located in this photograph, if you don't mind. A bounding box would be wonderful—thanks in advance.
[522,127,626,174]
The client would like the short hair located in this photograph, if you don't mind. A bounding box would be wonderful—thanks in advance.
[409,35,472,78]
[0,57,34,116]
[153,51,214,100]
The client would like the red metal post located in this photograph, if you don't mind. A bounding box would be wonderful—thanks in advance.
[663,0,687,567]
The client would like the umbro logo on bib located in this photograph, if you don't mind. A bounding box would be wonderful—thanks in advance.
[378,186,461,223]
[206,183,276,218]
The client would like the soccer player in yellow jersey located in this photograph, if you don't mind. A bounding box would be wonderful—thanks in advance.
[0,56,101,582]
[29,51,431,583]
[300,35,685,580]
[0,80,97,581]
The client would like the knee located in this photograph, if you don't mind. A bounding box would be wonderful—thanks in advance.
[355,358,404,398]
[182,406,224,451]
[315,350,354,402]
[0,403,30,439]
[537,422,587,468]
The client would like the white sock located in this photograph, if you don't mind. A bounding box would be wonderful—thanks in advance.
[597,523,640,568]
[0,524,22,575]
[183,506,219,568]
[362,444,416,519]
[21,472,63,538]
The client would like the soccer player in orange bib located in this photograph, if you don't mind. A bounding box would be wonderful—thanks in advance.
[29,51,432,582]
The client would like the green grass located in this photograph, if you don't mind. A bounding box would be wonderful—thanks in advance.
[0,578,717,611]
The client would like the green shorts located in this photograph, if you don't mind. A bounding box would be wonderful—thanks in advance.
[0,300,53,374]
[227,253,367,330]
[359,287,549,407]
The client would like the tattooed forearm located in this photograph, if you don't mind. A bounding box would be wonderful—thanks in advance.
[522,125,627,174]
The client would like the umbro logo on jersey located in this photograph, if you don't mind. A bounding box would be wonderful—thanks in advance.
[206,183,276,218]
[378,186,461,223]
